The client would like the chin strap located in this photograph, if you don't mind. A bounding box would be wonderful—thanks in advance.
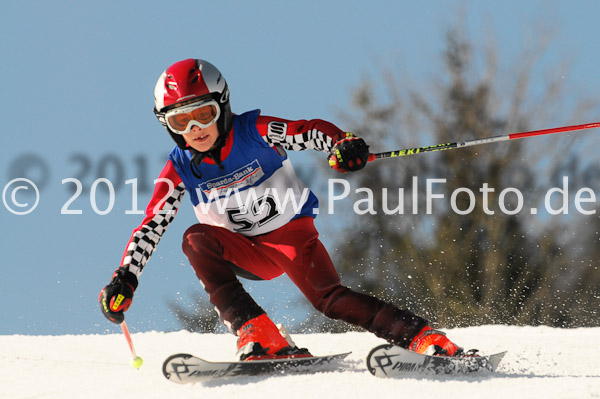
[189,134,227,179]
[190,151,207,179]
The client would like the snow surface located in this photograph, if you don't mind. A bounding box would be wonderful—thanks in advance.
[2,325,599,399]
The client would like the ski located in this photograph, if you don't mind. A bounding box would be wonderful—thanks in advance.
[163,352,351,383]
[367,344,506,377]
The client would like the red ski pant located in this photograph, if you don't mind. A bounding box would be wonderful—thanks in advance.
[182,216,427,347]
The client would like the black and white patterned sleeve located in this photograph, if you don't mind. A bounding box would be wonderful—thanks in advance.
[120,160,186,277]
[256,115,345,153]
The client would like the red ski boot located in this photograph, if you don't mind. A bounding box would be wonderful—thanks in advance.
[409,326,464,356]
[236,314,311,361]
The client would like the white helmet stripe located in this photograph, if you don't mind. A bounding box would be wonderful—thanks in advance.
[154,71,167,110]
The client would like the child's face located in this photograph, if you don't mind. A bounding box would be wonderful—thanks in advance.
[183,123,220,153]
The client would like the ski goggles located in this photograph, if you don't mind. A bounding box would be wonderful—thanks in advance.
[164,99,221,134]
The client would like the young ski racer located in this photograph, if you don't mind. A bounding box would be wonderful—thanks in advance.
[99,58,464,360]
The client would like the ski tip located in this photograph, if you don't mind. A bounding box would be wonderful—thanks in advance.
[488,351,507,372]
[162,353,195,382]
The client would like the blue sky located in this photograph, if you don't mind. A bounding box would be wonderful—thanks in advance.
[1,1,599,336]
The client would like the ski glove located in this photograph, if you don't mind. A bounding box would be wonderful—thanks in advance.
[99,267,138,324]
[328,133,370,173]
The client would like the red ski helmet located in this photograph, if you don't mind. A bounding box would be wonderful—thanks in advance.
[153,59,232,150]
